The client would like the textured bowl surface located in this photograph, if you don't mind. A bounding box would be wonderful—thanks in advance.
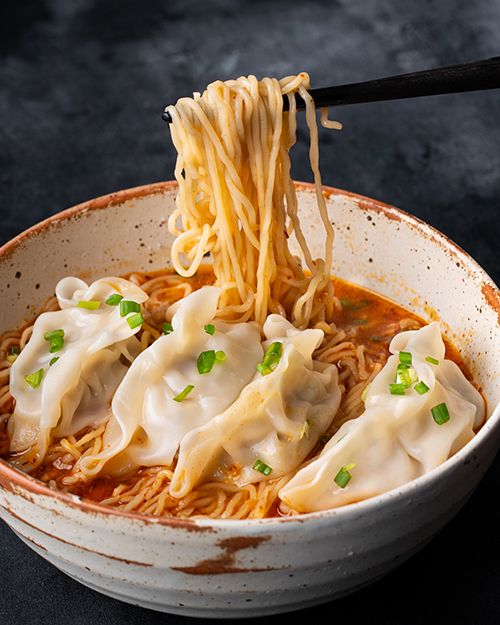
[0,182,499,618]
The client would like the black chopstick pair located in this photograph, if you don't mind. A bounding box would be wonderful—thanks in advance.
[161,56,500,123]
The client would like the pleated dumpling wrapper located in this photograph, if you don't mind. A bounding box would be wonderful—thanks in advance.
[169,315,341,498]
[79,286,263,476]
[8,276,147,469]
[279,322,485,513]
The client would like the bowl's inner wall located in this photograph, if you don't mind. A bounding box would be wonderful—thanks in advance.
[1,184,498,412]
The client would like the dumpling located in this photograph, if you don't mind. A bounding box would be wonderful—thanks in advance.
[79,286,263,476]
[169,315,341,498]
[8,276,147,469]
[279,322,485,513]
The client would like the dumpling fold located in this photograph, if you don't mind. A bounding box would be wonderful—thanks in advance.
[279,322,485,513]
[169,315,341,498]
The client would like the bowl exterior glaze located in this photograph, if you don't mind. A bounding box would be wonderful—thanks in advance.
[1,182,499,618]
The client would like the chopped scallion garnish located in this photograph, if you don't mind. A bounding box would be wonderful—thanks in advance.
[49,357,59,366]
[162,321,173,335]
[353,318,367,325]
[49,336,64,353]
[431,402,450,425]
[257,341,283,376]
[77,300,100,310]
[173,384,195,402]
[334,463,355,488]
[44,329,65,353]
[215,350,226,362]
[399,351,412,365]
[6,346,20,362]
[426,356,439,365]
[119,300,140,317]
[389,383,406,395]
[340,298,371,311]
[105,293,123,306]
[197,350,216,374]
[395,364,417,388]
[25,368,44,388]
[126,312,144,329]
[414,381,430,395]
[252,459,272,476]
[204,323,216,335]
[43,329,64,341]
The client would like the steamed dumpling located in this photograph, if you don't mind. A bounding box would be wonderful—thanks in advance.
[80,286,263,476]
[169,315,341,498]
[8,276,147,468]
[279,322,485,513]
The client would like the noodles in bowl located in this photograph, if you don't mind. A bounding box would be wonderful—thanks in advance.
[0,73,487,521]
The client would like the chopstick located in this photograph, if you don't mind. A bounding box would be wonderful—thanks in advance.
[161,57,500,122]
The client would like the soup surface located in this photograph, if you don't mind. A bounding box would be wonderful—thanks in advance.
[0,267,477,519]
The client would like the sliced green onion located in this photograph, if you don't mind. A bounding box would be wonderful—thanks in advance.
[414,381,430,395]
[197,350,216,374]
[299,420,310,440]
[389,383,406,395]
[126,312,144,329]
[25,368,44,388]
[162,321,173,335]
[371,335,383,342]
[119,300,140,317]
[399,351,412,365]
[6,346,20,362]
[48,335,65,353]
[340,298,371,310]
[334,463,355,488]
[431,402,450,425]
[353,318,367,325]
[105,293,123,306]
[215,350,226,362]
[173,384,195,402]
[43,329,64,341]
[77,300,100,310]
[49,357,59,366]
[252,459,272,476]
[257,341,283,376]
[396,364,417,388]
[204,323,216,335]
[426,356,439,365]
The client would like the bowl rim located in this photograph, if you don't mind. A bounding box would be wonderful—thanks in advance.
[0,180,499,530]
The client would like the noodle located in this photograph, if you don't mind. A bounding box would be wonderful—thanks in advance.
[0,267,424,518]
[0,74,436,519]
[166,73,340,328]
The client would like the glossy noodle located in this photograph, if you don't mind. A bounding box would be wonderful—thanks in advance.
[0,73,486,519]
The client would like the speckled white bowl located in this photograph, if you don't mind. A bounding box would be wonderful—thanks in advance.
[0,182,499,618]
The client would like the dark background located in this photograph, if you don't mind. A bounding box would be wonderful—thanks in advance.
[1,1,499,624]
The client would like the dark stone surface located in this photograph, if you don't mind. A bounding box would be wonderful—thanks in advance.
[0,1,499,624]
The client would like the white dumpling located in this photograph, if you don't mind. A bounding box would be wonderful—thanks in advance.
[79,286,263,476]
[8,276,147,468]
[169,315,341,498]
[279,322,485,513]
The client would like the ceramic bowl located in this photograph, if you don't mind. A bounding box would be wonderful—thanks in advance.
[0,182,499,618]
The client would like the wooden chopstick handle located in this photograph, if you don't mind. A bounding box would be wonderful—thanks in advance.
[292,56,500,110]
